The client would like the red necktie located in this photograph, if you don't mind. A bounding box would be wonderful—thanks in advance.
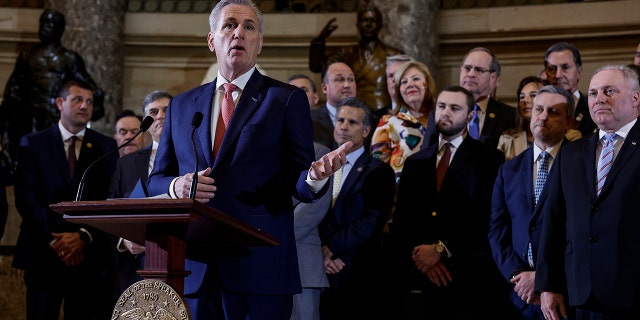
[68,136,78,177]
[213,83,237,157]
[436,143,451,192]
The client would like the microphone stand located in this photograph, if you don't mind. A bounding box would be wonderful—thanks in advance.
[188,112,204,199]
[75,116,154,201]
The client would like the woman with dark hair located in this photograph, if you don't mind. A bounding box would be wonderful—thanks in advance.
[497,76,548,161]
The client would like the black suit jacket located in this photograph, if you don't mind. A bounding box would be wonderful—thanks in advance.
[574,91,597,137]
[109,146,152,198]
[536,121,640,310]
[393,136,508,312]
[310,104,337,150]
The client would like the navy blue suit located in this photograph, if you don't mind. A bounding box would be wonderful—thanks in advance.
[148,70,325,319]
[489,141,568,319]
[393,136,515,319]
[536,122,640,314]
[319,151,396,320]
[12,125,118,320]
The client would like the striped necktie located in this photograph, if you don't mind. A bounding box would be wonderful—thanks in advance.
[596,133,616,195]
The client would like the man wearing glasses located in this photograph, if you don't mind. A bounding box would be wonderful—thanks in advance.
[458,47,517,149]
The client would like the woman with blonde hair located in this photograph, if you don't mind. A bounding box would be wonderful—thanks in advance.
[371,61,436,183]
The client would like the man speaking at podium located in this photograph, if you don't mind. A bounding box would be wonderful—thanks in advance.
[147,1,349,319]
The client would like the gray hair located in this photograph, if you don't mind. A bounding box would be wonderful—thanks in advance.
[592,64,640,91]
[209,0,264,34]
[536,85,576,119]
[142,90,173,114]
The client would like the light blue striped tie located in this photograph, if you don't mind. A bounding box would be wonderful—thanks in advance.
[596,133,616,196]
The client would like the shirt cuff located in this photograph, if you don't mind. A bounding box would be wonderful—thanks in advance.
[305,171,328,193]
[169,177,179,199]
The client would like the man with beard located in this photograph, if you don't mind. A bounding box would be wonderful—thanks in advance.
[392,86,516,319]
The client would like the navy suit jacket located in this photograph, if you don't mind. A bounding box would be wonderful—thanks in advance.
[536,121,640,309]
[148,70,324,296]
[393,136,505,293]
[489,140,568,310]
[319,151,396,289]
[12,125,117,276]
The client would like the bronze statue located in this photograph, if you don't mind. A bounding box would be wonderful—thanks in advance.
[0,9,104,167]
[309,3,403,112]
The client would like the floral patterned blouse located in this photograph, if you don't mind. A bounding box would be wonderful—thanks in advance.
[370,111,427,184]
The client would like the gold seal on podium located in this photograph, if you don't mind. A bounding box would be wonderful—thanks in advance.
[112,279,191,320]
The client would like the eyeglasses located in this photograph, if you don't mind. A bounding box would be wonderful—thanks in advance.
[460,65,494,74]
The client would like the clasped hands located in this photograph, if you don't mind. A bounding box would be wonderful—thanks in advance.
[175,141,352,202]
[412,244,452,287]
[50,232,85,266]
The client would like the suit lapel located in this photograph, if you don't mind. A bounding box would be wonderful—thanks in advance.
[192,82,216,166]
[481,98,498,136]
[214,70,264,166]
[583,133,599,198]
[48,126,70,181]
[599,121,640,197]
[521,148,535,215]
[335,153,369,210]
[135,147,152,185]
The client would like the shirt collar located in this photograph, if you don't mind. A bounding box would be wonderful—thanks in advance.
[533,140,563,162]
[439,135,464,150]
[345,146,364,165]
[216,66,255,91]
[598,118,637,141]
[58,121,86,141]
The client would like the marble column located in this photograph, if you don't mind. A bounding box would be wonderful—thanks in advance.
[48,0,126,135]
[373,0,440,82]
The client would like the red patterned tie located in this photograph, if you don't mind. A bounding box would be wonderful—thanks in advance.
[68,136,78,177]
[213,83,237,157]
[436,143,451,192]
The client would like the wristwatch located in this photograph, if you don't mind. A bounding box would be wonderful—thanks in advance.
[434,240,445,254]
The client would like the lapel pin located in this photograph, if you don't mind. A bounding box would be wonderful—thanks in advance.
[489,113,495,119]
[632,141,637,146]
[86,142,92,148]
[251,97,257,102]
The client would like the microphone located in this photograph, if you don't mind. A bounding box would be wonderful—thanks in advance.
[75,116,154,201]
[188,112,204,199]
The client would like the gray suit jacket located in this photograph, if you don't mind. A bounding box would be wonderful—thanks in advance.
[293,142,331,288]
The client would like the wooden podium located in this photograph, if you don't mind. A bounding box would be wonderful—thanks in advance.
[50,198,279,296]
